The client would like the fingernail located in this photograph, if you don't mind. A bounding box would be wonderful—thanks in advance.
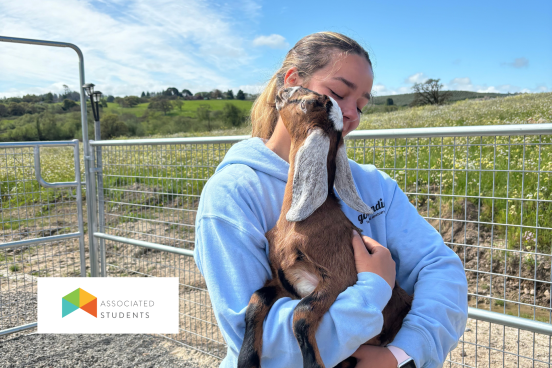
[353,230,359,236]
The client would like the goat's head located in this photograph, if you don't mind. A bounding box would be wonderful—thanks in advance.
[276,86,374,222]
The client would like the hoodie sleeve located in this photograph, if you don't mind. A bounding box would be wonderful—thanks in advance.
[194,213,393,368]
[384,181,468,368]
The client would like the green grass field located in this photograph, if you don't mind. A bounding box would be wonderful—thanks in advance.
[103,99,254,119]
[2,92,551,252]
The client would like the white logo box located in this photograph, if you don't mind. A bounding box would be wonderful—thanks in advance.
[38,277,179,333]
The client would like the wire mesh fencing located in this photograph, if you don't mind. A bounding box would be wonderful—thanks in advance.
[0,141,85,339]
[94,141,232,358]
[347,130,552,367]
[71,125,552,366]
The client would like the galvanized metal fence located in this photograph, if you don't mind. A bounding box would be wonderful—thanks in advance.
[85,123,552,367]
[0,140,85,337]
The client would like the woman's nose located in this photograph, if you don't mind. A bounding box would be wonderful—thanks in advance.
[339,102,359,127]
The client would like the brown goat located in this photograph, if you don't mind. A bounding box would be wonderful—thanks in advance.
[237,87,413,368]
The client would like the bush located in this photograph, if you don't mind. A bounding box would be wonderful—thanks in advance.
[222,103,245,127]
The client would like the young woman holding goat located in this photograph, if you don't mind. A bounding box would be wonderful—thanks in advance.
[194,32,468,368]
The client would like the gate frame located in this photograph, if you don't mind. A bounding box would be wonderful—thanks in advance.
[0,139,85,336]
[0,35,100,277]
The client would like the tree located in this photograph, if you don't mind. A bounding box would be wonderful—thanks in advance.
[8,102,26,116]
[44,92,54,103]
[62,99,78,111]
[181,89,193,98]
[62,84,70,98]
[0,103,8,117]
[106,95,115,103]
[196,104,212,131]
[141,91,146,98]
[410,79,452,106]
[164,87,181,98]
[123,96,141,107]
[173,100,184,111]
[222,103,244,127]
[35,116,43,140]
[386,98,394,106]
[225,90,234,99]
[148,97,173,115]
[100,114,128,139]
[211,89,223,99]
[236,89,245,100]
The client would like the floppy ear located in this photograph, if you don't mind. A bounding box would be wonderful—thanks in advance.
[334,143,374,215]
[286,128,330,222]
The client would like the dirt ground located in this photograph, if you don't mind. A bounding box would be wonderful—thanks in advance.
[2,191,552,367]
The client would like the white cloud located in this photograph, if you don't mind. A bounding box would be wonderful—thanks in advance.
[236,83,266,94]
[0,0,260,97]
[252,34,289,49]
[445,77,549,94]
[404,72,429,84]
[501,57,529,68]
[371,84,411,96]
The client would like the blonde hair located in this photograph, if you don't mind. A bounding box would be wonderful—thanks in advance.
[250,32,372,139]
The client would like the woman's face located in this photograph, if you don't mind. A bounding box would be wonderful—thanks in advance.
[284,53,374,136]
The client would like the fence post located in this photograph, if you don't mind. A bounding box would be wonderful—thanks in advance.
[94,119,107,277]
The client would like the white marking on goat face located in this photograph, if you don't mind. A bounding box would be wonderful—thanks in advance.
[327,96,343,131]
[289,268,319,298]
[287,86,300,100]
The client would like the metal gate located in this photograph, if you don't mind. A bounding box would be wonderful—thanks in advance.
[88,124,552,367]
[0,140,85,337]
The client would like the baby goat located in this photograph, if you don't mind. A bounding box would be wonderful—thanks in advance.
[237,87,413,368]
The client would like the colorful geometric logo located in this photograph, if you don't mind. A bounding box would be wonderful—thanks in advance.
[62,288,97,318]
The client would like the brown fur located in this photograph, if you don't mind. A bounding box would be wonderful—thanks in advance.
[237,87,413,368]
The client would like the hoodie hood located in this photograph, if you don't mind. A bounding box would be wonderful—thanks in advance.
[216,137,290,182]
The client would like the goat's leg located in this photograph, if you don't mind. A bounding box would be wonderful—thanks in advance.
[293,285,340,368]
[238,279,283,368]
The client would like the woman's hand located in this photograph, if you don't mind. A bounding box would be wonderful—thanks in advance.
[352,345,398,368]
[352,230,396,289]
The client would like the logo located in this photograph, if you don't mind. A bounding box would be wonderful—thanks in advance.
[358,198,385,224]
[62,288,97,318]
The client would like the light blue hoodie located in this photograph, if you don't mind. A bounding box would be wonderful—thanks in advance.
[194,137,468,368]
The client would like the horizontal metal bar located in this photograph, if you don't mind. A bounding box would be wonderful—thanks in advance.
[94,232,194,257]
[467,307,552,335]
[0,233,81,250]
[90,135,250,146]
[347,123,552,139]
[0,322,37,337]
[89,124,552,147]
[0,140,79,148]
[0,36,84,59]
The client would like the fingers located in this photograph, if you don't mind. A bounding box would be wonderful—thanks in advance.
[361,235,385,254]
[352,230,370,257]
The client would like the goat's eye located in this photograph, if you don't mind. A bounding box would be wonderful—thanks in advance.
[300,100,307,111]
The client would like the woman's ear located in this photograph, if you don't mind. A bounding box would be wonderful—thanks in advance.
[284,67,304,87]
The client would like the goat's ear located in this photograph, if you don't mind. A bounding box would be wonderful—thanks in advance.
[286,128,330,222]
[334,143,374,215]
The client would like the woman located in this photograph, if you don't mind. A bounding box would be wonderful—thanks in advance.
[194,32,467,368]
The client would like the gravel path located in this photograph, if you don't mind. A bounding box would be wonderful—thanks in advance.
[0,333,219,368]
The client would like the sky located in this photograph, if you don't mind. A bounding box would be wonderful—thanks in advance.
[0,0,551,98]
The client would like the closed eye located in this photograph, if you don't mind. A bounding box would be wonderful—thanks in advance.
[357,107,362,115]
[329,89,343,100]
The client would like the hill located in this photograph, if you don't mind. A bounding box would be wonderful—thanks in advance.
[103,99,253,119]
[372,91,513,106]
[359,92,551,130]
